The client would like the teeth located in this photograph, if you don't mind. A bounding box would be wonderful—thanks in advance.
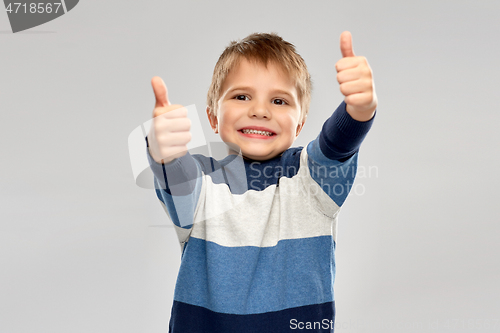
[242,129,273,136]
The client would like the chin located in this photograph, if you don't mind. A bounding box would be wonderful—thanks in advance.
[242,150,279,161]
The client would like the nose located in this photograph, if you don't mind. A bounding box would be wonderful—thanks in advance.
[248,100,271,119]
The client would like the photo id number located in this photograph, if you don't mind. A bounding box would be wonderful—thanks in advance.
[6,2,62,14]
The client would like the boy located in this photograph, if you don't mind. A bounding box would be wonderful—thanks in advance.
[146,31,376,332]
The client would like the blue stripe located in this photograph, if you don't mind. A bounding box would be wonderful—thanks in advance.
[307,139,358,207]
[191,147,302,194]
[154,179,199,228]
[169,300,335,333]
[174,236,335,314]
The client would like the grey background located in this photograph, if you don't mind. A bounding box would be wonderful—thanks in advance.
[1,0,499,332]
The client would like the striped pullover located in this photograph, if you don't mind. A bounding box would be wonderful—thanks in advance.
[147,102,374,332]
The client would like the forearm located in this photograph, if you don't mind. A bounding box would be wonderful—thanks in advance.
[146,136,199,196]
[318,101,375,161]
[147,136,202,228]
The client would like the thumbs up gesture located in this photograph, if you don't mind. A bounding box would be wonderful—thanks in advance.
[147,77,192,164]
[336,31,378,121]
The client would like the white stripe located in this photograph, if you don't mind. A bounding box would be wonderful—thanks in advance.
[190,149,340,247]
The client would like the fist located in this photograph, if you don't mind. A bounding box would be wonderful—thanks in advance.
[148,76,191,164]
[336,31,377,121]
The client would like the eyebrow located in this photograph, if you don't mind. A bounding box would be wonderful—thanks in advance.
[226,86,255,94]
[271,89,295,99]
[227,86,296,99]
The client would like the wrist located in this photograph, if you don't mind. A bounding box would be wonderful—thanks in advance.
[345,104,376,122]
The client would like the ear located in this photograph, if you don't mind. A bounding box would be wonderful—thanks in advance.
[295,119,305,137]
[206,106,219,133]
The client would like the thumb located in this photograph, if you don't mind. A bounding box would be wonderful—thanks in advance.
[340,31,355,58]
[151,76,171,108]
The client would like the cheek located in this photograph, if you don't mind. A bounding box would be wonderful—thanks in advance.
[218,107,241,131]
[217,116,230,134]
[218,121,234,142]
[282,115,299,132]
[217,106,232,124]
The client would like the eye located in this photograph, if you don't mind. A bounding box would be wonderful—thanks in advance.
[273,98,287,105]
[235,95,249,101]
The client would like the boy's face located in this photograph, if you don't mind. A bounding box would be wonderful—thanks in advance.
[207,59,304,161]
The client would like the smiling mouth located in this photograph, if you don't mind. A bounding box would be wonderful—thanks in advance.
[240,129,275,136]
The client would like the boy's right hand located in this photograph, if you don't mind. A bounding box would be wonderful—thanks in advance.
[148,76,192,164]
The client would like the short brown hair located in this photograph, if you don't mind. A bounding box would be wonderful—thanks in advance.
[206,33,312,122]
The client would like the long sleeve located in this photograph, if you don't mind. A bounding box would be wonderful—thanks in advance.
[146,137,202,228]
[307,101,375,206]
[318,101,375,161]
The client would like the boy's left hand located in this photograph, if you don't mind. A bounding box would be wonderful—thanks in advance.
[336,31,377,122]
